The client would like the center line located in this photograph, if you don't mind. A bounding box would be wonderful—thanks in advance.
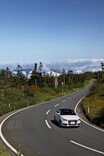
[62,100,66,102]
[54,103,59,107]
[46,110,50,115]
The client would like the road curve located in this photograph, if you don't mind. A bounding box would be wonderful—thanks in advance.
[1,82,104,156]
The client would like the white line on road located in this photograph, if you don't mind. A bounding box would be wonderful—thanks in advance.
[62,100,66,103]
[70,140,104,155]
[46,110,50,115]
[45,120,52,129]
[0,111,24,156]
[54,103,59,107]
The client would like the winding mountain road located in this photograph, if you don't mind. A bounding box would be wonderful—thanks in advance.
[1,81,104,156]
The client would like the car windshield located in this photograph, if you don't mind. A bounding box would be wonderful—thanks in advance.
[60,109,76,115]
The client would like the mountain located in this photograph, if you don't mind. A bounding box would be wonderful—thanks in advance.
[0,59,103,77]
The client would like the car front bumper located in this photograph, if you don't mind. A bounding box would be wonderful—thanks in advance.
[61,119,81,127]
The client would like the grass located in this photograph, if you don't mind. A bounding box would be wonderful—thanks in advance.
[81,81,104,128]
[0,147,9,156]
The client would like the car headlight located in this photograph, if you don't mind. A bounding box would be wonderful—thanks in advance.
[61,118,68,121]
[77,119,81,123]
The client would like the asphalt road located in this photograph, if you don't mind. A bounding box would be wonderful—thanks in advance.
[1,82,104,156]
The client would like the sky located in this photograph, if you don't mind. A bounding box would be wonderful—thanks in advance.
[0,0,104,64]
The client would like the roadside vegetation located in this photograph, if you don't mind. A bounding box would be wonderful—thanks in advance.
[81,78,104,128]
[0,147,9,156]
[0,63,92,116]
[0,62,104,155]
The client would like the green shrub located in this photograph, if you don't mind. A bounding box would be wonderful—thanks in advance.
[82,81,104,128]
[0,147,9,156]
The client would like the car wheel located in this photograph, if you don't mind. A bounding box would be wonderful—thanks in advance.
[59,120,62,127]
[54,116,56,122]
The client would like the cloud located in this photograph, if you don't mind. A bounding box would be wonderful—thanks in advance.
[0,58,104,74]
[43,58,104,73]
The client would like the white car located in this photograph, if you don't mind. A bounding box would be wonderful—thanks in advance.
[54,108,81,127]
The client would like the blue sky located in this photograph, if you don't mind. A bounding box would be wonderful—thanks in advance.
[0,0,104,64]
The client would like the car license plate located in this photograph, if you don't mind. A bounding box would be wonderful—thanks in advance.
[70,121,75,125]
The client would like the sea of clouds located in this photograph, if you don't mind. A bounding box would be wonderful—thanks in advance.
[41,58,104,74]
[0,59,104,75]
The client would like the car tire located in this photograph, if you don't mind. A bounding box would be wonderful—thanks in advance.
[54,116,56,123]
[59,120,62,127]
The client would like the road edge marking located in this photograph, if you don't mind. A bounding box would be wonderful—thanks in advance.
[0,110,24,156]
[45,120,52,129]
[70,140,104,155]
